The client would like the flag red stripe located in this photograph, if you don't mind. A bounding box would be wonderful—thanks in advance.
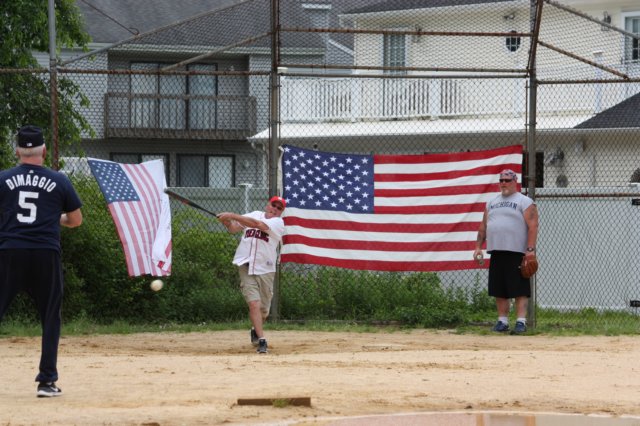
[375,183,496,197]
[124,165,158,274]
[283,234,478,252]
[283,216,480,233]
[124,163,169,276]
[161,239,172,275]
[281,253,488,272]
[122,202,150,275]
[131,202,153,274]
[126,164,161,228]
[374,164,522,182]
[109,203,138,276]
[374,145,523,164]
[374,202,485,215]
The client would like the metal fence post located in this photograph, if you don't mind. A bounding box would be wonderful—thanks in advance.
[526,0,543,329]
[269,0,281,321]
[48,0,59,170]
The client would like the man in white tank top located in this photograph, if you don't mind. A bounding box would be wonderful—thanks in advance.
[473,169,538,334]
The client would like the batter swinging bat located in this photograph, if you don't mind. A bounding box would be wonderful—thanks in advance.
[164,188,219,218]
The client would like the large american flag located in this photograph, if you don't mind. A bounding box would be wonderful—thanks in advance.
[89,159,172,277]
[280,144,523,271]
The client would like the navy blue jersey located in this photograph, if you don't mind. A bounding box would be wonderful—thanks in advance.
[0,164,82,252]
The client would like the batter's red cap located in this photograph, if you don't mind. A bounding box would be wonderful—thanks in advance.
[269,196,286,209]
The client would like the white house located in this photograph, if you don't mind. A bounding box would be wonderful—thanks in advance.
[257,0,640,188]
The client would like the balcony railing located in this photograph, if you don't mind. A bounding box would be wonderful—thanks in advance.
[280,64,640,124]
[105,92,257,139]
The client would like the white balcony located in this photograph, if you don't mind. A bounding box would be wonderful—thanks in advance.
[279,64,640,125]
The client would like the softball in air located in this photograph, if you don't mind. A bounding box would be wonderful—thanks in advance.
[150,279,164,291]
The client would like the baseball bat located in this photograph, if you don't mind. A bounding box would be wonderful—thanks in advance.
[164,188,219,218]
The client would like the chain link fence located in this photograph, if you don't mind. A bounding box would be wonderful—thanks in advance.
[2,0,640,329]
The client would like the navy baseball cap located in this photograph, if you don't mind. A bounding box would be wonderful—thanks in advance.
[17,125,45,148]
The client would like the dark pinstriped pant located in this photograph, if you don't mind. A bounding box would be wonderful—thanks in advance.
[0,249,63,383]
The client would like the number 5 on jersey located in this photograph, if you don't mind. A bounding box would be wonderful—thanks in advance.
[18,191,39,223]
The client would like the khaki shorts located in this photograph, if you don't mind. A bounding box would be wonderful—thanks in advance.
[238,264,275,318]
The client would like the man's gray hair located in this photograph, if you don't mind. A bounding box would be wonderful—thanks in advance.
[17,145,45,158]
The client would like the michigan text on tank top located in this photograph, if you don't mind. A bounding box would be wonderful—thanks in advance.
[485,192,533,254]
[0,164,82,252]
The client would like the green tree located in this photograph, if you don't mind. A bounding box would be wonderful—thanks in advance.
[0,0,92,170]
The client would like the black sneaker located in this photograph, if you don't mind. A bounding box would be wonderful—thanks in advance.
[510,321,527,335]
[257,338,268,354]
[37,382,62,398]
[491,321,509,332]
[250,327,259,347]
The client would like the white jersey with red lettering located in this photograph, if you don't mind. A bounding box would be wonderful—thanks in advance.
[231,211,285,275]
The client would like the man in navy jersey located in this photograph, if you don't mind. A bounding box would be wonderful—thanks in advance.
[0,125,83,397]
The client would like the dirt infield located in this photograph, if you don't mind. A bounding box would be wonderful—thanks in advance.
[1,330,639,425]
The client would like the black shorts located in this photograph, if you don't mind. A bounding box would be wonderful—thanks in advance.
[488,251,531,299]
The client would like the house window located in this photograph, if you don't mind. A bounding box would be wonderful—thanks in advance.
[159,69,186,130]
[130,62,217,129]
[188,64,218,130]
[624,15,640,63]
[110,153,170,183]
[383,33,406,74]
[177,155,234,188]
[130,63,161,128]
[130,62,187,129]
[505,30,521,52]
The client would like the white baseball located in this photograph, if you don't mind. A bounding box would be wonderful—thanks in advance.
[150,279,164,291]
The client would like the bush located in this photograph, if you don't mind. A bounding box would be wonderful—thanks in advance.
[279,266,494,326]
[56,177,243,323]
[155,216,245,323]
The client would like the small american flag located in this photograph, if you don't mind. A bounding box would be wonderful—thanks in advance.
[280,144,523,272]
[89,158,172,277]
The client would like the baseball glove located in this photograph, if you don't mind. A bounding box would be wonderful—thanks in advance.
[520,255,538,278]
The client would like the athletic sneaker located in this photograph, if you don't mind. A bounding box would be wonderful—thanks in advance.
[491,321,510,332]
[511,321,527,335]
[37,382,62,398]
[257,338,268,354]
[250,327,259,347]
